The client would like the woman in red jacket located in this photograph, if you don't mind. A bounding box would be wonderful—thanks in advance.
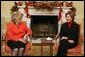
[6,12,32,56]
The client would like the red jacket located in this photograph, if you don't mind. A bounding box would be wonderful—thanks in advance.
[6,22,32,41]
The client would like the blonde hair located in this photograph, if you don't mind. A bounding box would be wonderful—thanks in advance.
[11,11,23,23]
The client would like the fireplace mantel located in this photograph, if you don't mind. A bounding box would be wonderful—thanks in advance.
[18,6,71,16]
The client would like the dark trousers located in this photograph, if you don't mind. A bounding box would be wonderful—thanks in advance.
[56,39,77,56]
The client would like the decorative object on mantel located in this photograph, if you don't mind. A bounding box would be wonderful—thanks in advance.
[32,1,74,11]
[56,1,64,7]
[33,1,56,11]
[17,1,23,6]
[66,2,73,7]
[14,1,74,7]
[24,1,29,17]
[10,2,19,14]
[11,1,74,14]
[25,1,34,6]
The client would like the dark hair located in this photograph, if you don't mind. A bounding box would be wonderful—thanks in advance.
[69,7,76,13]
[69,7,76,16]
[65,11,75,21]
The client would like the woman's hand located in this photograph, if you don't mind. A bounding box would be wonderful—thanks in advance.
[61,37,68,40]
[18,34,28,43]
[18,39,27,43]
[23,34,28,40]
[68,40,74,44]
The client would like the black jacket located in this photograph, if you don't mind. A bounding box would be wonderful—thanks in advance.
[59,21,80,45]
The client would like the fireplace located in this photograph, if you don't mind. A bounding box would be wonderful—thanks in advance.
[18,6,70,38]
[31,15,58,38]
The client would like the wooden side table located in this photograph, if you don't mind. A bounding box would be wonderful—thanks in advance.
[41,38,54,56]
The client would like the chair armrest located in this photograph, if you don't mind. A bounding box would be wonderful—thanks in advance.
[27,36,32,47]
[2,34,6,41]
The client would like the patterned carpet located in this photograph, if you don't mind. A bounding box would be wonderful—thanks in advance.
[1,38,84,56]
[1,44,84,56]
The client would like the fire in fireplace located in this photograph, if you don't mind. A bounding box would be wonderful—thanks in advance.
[31,15,58,38]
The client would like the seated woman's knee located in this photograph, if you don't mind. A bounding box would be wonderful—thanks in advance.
[13,48,18,52]
[19,48,24,51]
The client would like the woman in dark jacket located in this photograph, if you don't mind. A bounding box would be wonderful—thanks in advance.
[56,11,80,56]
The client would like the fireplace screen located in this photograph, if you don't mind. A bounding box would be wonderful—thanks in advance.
[31,15,58,38]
